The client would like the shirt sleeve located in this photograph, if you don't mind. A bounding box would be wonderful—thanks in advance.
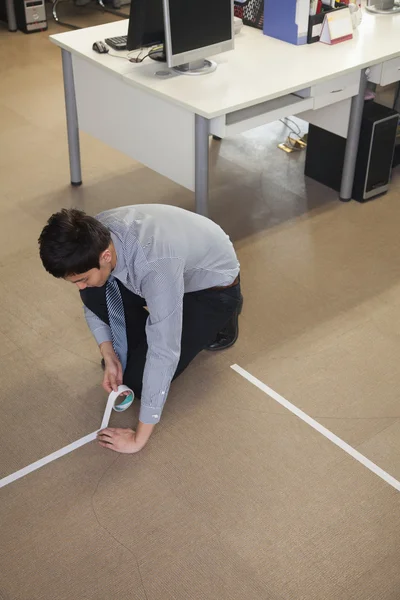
[139,257,185,425]
[83,306,112,345]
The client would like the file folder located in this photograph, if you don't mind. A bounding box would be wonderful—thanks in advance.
[264,0,309,45]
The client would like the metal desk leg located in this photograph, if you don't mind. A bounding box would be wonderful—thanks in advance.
[195,114,210,216]
[5,0,17,31]
[61,49,82,186]
[339,68,368,201]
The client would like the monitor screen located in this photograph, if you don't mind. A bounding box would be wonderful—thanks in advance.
[167,0,232,56]
[127,0,165,51]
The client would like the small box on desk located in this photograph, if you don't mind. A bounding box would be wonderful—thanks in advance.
[307,3,348,44]
[308,9,331,44]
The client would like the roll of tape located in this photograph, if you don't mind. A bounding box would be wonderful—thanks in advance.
[100,385,134,430]
[112,385,135,412]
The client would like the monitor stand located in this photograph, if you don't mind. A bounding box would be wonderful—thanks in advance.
[366,0,400,11]
[172,59,217,76]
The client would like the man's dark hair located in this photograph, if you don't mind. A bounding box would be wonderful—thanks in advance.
[38,208,111,278]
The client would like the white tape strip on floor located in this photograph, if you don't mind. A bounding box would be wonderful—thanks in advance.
[0,431,98,489]
[0,385,134,490]
[231,364,400,492]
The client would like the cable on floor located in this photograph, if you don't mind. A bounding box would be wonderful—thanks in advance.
[278,117,307,153]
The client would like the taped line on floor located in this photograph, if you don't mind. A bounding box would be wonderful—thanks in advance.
[231,364,400,492]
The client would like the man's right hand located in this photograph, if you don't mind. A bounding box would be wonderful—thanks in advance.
[100,341,123,393]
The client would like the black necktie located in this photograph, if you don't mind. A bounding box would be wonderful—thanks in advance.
[105,276,128,371]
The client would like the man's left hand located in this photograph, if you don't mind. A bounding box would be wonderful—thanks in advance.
[97,428,146,454]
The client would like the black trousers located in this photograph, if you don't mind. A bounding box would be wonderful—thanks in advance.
[80,280,241,398]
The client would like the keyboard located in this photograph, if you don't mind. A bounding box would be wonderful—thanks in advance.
[104,36,127,50]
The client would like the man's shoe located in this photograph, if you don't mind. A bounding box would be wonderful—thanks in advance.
[206,296,243,351]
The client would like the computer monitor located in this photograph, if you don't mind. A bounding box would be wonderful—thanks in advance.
[162,0,234,75]
[127,0,165,53]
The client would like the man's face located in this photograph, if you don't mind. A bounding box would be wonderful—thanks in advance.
[65,250,113,290]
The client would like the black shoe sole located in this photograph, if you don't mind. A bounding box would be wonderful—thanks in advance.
[206,295,243,352]
[206,324,239,351]
[238,294,243,315]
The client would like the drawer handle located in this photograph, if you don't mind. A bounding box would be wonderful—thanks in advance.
[331,88,344,93]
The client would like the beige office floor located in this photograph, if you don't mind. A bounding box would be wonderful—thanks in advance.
[1,9,400,600]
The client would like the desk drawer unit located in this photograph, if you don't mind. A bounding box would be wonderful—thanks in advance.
[209,72,360,139]
[296,71,361,109]
[369,57,400,87]
[299,98,352,138]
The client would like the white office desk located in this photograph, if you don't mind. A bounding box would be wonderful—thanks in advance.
[50,10,400,215]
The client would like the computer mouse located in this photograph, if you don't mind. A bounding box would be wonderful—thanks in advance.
[92,41,109,54]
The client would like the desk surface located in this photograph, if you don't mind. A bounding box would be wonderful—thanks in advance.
[50,10,400,118]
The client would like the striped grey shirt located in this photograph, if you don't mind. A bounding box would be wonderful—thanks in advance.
[84,204,240,425]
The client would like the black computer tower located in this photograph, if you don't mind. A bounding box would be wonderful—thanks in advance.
[305,102,399,202]
[14,0,47,32]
